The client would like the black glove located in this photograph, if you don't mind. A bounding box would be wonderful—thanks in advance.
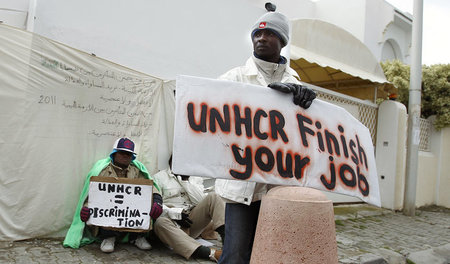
[268,82,316,109]
[175,212,193,228]
[179,175,190,181]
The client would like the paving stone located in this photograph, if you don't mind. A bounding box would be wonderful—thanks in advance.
[359,253,388,264]
[408,248,448,264]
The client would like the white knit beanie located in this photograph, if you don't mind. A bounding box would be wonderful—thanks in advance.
[251,12,289,46]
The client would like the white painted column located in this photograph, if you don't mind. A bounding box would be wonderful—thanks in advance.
[375,100,407,210]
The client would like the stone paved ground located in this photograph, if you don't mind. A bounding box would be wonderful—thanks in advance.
[335,205,450,263]
[1,205,449,264]
[0,237,215,264]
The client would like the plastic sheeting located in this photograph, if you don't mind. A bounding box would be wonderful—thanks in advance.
[0,24,173,240]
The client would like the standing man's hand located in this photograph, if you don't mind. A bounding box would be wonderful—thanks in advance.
[150,193,163,219]
[268,82,316,109]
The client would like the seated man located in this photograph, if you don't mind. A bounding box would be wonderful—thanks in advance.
[153,156,225,262]
[63,137,163,253]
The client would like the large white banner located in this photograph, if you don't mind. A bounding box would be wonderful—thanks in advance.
[173,75,380,206]
[0,25,167,240]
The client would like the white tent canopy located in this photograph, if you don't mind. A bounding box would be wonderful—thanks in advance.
[289,19,395,99]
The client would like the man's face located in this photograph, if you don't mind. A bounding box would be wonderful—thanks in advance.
[113,151,133,168]
[252,29,283,63]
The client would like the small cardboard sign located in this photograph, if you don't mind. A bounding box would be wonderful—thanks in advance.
[87,176,153,232]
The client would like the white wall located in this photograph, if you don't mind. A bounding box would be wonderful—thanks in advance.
[381,16,412,64]
[294,0,412,64]
[244,0,317,20]
[416,151,438,207]
[381,39,403,62]
[2,0,412,68]
[315,0,366,41]
[415,122,450,208]
[365,0,393,61]
[316,0,411,64]
[436,128,450,208]
[376,108,450,210]
[31,0,265,81]
[0,0,30,29]
[423,118,450,208]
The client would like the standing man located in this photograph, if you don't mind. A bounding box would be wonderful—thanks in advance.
[63,138,163,253]
[215,10,316,264]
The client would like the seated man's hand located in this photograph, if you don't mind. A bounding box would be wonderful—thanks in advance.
[80,206,90,222]
[150,193,163,219]
[268,82,316,109]
[175,212,193,229]
[180,175,190,181]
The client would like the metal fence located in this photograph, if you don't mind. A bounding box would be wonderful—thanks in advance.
[311,85,432,151]
[419,118,431,151]
[312,85,379,145]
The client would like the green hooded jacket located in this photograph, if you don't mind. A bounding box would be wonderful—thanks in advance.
[63,158,160,248]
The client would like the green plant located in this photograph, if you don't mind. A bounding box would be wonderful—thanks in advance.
[381,60,450,129]
[335,220,344,226]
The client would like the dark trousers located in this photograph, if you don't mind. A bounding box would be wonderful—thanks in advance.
[218,201,261,264]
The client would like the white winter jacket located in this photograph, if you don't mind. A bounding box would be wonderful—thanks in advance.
[153,168,206,220]
[215,55,301,205]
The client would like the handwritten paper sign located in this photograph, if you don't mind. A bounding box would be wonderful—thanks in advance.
[87,177,153,231]
[172,75,380,206]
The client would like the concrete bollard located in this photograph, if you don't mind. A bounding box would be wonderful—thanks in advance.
[250,186,338,264]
